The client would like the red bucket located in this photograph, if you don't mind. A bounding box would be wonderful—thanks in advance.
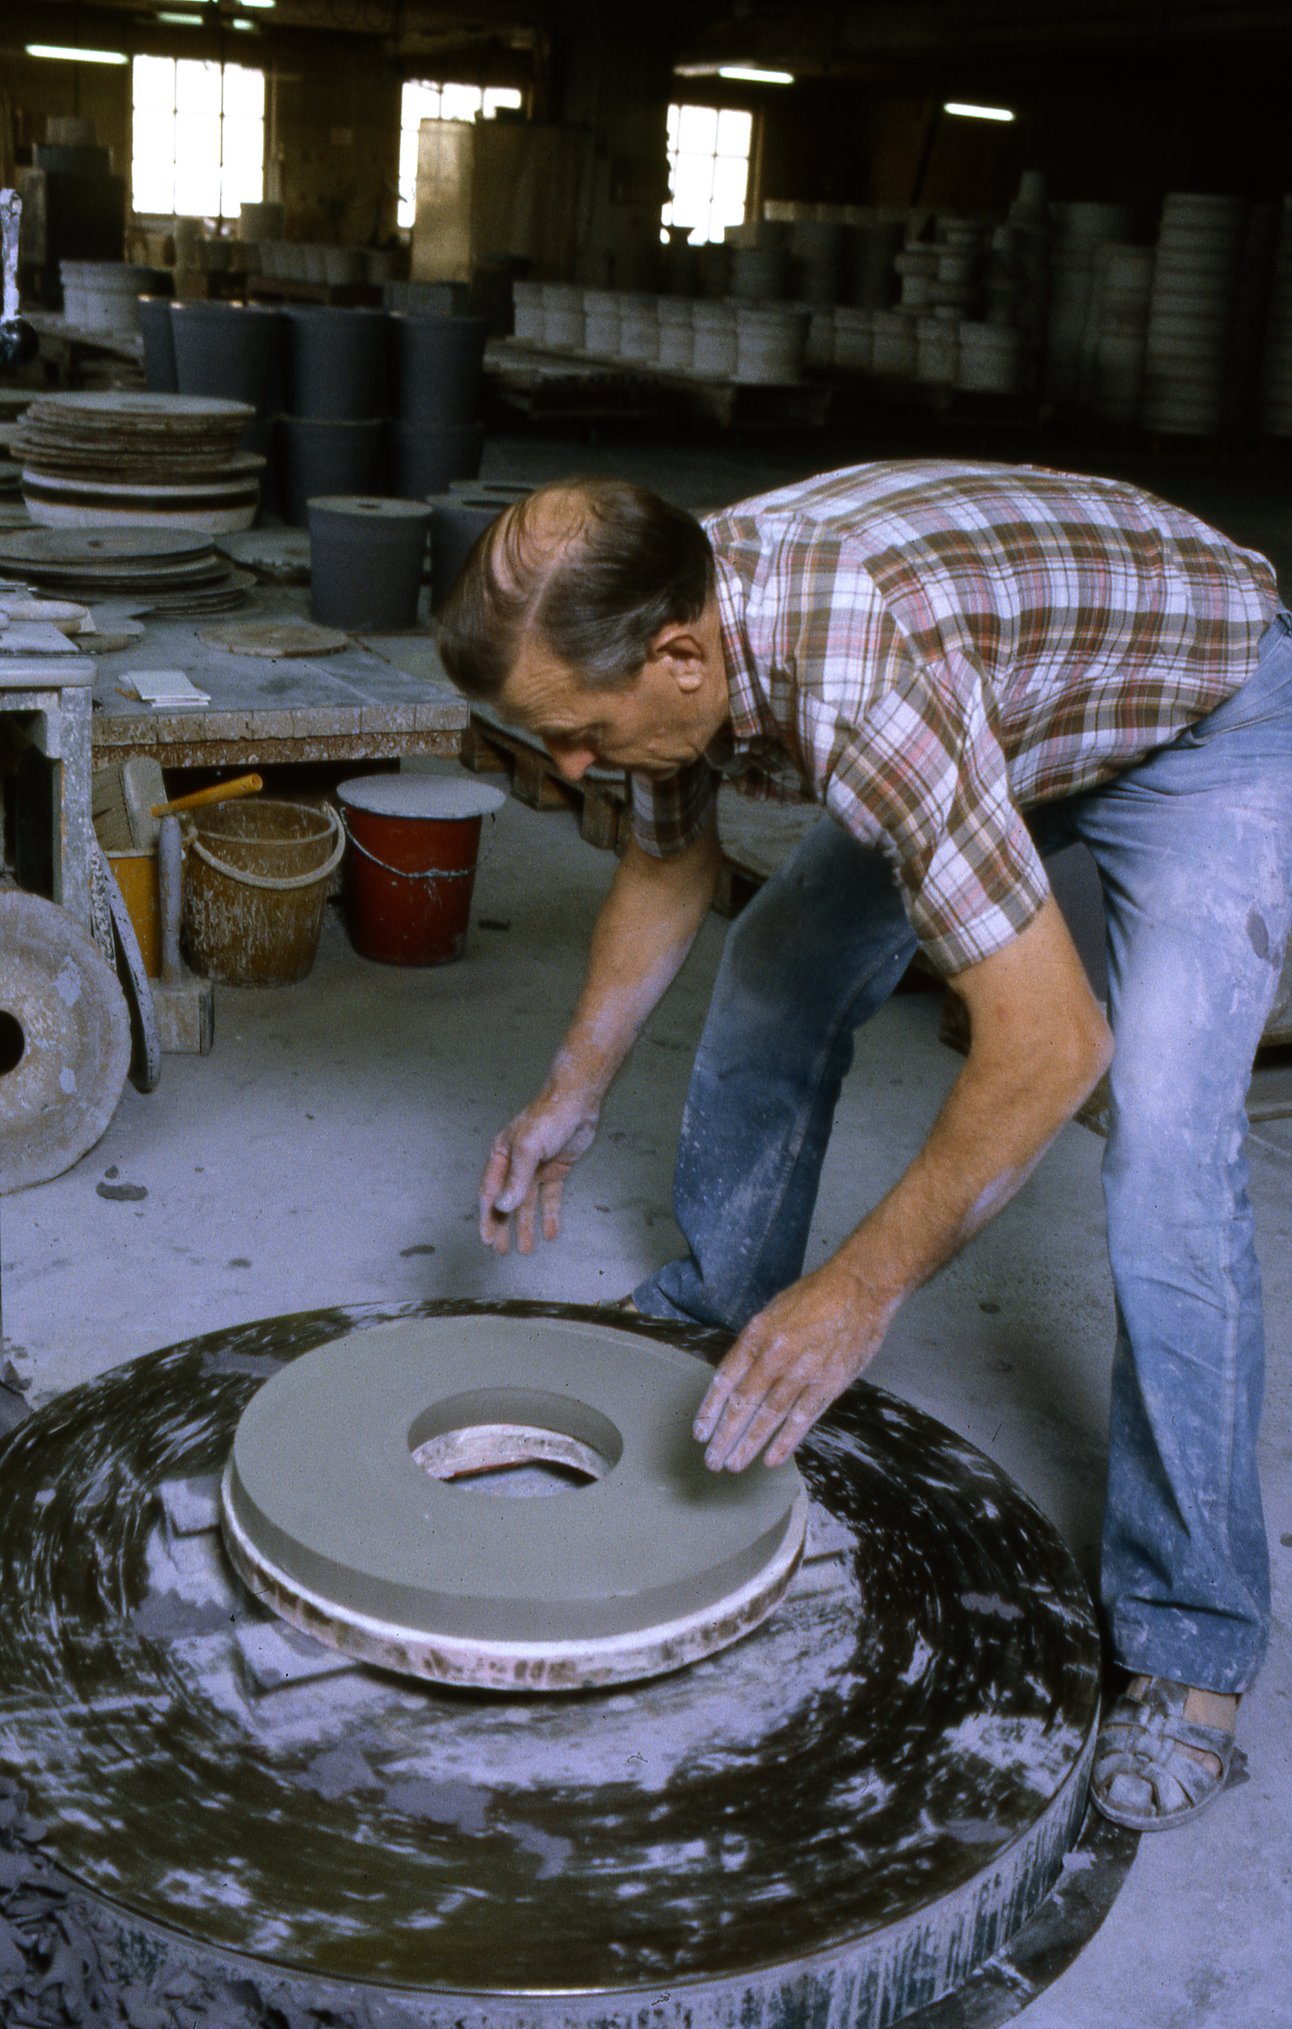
[337,773,505,965]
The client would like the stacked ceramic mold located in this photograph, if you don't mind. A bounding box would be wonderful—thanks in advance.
[1079,245,1155,423]
[0,527,253,615]
[163,300,284,514]
[281,309,389,526]
[510,282,810,386]
[1042,203,1138,404]
[59,261,163,335]
[14,392,262,534]
[1141,194,1250,435]
[260,243,401,288]
[387,310,489,499]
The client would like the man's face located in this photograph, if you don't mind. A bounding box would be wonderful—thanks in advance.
[497,617,727,783]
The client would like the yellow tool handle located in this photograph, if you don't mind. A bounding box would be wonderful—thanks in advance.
[151,773,263,818]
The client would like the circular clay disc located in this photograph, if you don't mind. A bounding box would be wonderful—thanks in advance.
[222,1313,809,1690]
[0,891,131,1194]
[199,618,350,657]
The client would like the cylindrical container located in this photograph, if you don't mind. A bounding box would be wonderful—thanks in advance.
[915,316,960,386]
[656,298,695,372]
[182,800,344,986]
[871,309,919,378]
[138,295,178,392]
[323,247,366,287]
[337,773,506,965]
[833,307,876,372]
[539,283,585,349]
[281,417,385,528]
[581,288,623,358]
[283,308,391,421]
[386,419,484,499]
[307,496,431,631]
[691,301,738,377]
[391,313,489,426]
[733,305,809,384]
[511,280,546,343]
[170,302,282,415]
[956,322,1026,395]
[427,493,506,613]
[618,294,661,362]
[240,200,284,242]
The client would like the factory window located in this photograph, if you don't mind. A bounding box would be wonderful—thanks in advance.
[397,81,525,230]
[131,56,265,219]
[662,104,753,245]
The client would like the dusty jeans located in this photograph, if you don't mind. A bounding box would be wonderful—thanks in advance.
[635,611,1292,1693]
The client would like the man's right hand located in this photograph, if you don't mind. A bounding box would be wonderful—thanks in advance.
[477,826,722,1259]
[479,1089,601,1255]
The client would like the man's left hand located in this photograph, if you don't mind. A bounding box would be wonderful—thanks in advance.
[692,1264,889,1472]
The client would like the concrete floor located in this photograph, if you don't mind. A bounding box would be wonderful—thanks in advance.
[4,412,1292,2025]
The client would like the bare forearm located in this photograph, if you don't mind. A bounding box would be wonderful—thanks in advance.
[547,824,721,1101]
[695,895,1114,1470]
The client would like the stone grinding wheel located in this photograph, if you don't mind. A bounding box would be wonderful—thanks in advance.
[0,1301,1134,2029]
[0,890,131,1193]
[220,1314,810,1690]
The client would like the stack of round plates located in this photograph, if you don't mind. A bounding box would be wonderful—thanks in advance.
[0,528,255,616]
[15,392,262,533]
[1142,193,1246,435]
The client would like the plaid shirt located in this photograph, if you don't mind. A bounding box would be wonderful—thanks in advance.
[631,460,1278,974]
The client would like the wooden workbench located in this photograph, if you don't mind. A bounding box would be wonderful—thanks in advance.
[88,584,467,770]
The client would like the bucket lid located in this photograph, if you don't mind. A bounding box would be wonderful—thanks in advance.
[338,773,506,820]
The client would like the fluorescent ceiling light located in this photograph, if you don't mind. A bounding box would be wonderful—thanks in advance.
[718,66,794,85]
[230,15,258,25]
[155,10,204,20]
[943,101,1015,122]
[242,0,275,9]
[26,43,128,64]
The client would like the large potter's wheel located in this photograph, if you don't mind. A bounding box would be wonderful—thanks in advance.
[0,1302,1133,2029]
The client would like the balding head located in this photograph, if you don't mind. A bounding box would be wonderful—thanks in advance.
[436,477,714,701]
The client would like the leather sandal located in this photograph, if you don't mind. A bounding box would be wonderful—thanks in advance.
[1090,1677,1246,1832]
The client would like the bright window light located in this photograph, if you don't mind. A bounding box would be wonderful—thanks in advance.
[718,66,793,85]
[131,55,265,219]
[26,44,128,65]
[943,101,1015,123]
[397,80,523,230]
[662,102,753,247]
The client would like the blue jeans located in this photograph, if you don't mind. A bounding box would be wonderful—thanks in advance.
[635,613,1292,1693]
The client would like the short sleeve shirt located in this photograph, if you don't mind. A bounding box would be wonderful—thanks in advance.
[630,460,1279,974]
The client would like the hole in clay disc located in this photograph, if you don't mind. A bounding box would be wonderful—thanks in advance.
[0,1010,25,1077]
[412,1422,611,1498]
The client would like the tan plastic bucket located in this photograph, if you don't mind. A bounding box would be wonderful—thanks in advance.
[182,799,344,986]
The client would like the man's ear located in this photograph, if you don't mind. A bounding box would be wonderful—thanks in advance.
[649,620,706,693]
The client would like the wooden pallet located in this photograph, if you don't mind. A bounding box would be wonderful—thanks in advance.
[486,340,831,433]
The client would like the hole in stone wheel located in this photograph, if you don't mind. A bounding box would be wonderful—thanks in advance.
[0,1010,25,1077]
[413,1422,610,1497]
[409,1388,622,1500]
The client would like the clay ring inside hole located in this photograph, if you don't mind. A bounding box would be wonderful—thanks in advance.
[221,1313,808,1691]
